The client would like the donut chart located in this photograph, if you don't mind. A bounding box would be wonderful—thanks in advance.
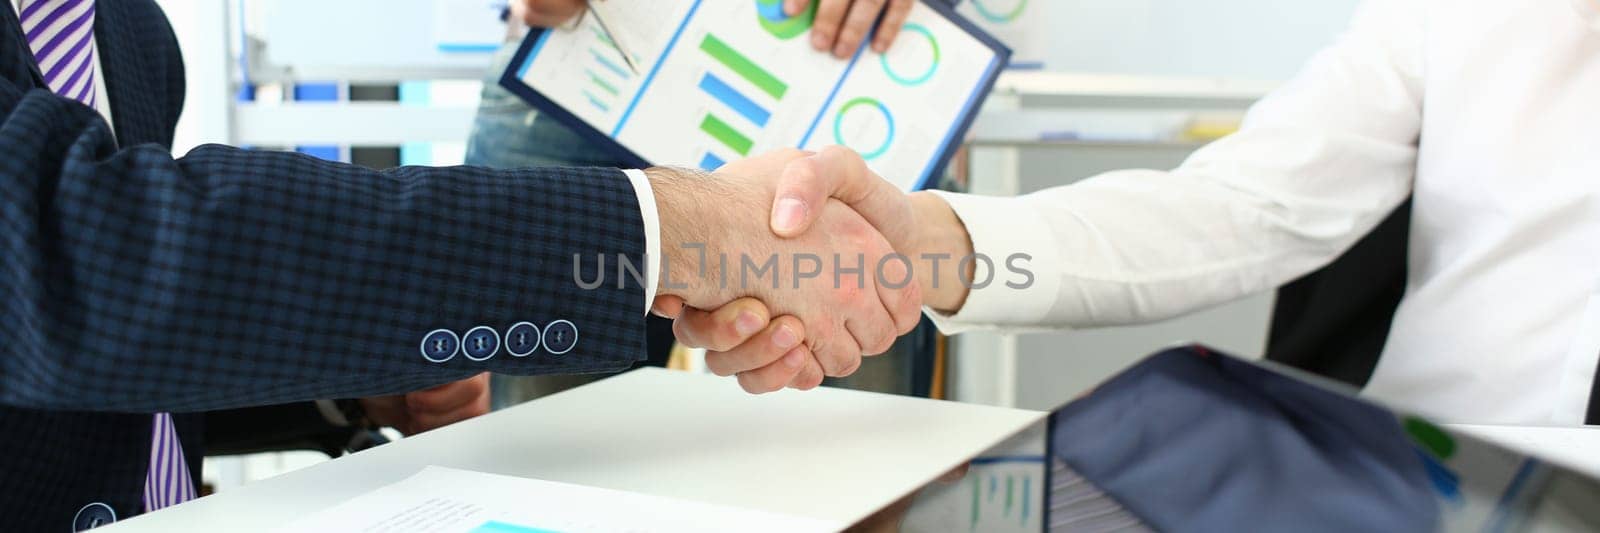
[971,0,1029,24]
[833,97,895,161]
[879,23,940,86]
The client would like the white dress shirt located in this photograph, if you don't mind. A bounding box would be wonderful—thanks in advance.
[931,0,1600,425]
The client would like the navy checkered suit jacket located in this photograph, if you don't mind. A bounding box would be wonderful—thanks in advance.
[0,2,646,530]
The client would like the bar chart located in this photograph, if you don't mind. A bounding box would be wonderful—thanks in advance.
[694,32,791,169]
[584,26,634,114]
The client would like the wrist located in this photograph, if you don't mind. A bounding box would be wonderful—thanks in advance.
[646,167,727,305]
[908,192,974,313]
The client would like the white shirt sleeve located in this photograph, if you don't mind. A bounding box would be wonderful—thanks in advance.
[928,0,1427,333]
[622,169,660,314]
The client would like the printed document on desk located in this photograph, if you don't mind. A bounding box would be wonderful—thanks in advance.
[499,0,1010,191]
[276,466,844,533]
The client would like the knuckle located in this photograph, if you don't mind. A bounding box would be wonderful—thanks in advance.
[896,290,923,333]
[810,342,837,374]
[803,371,826,389]
[834,354,863,377]
[862,326,894,355]
[794,155,823,182]
[792,374,819,391]
[812,312,838,338]
[821,344,855,376]
[895,312,919,335]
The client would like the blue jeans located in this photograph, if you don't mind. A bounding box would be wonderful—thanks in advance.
[465,44,623,169]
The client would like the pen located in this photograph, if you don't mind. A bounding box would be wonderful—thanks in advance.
[586,0,641,75]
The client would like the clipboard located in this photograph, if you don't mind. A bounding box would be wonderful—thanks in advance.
[498,0,1011,192]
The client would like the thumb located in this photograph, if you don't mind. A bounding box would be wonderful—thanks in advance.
[770,145,914,244]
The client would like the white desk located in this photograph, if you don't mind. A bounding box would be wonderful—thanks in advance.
[1449,424,1600,479]
[106,368,1044,531]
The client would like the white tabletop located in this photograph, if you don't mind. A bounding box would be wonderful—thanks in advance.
[1447,423,1600,479]
[106,368,1045,531]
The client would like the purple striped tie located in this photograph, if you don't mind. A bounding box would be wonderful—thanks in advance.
[141,413,196,511]
[19,0,197,511]
[18,0,98,107]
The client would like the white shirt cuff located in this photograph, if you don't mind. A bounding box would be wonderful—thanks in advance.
[922,191,1063,334]
[623,169,660,314]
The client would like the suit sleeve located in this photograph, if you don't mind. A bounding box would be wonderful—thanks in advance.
[0,81,649,413]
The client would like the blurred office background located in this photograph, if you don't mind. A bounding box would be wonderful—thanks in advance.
[150,0,1359,492]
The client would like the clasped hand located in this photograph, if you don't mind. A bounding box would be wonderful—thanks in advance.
[648,147,942,394]
[507,0,950,393]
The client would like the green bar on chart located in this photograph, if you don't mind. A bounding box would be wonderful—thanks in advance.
[699,34,788,99]
[700,114,754,156]
[588,69,619,96]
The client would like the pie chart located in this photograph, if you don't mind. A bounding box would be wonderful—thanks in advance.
[755,0,814,40]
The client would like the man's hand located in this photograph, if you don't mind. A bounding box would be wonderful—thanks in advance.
[359,373,491,436]
[765,146,973,311]
[649,148,922,390]
[512,0,916,59]
[672,145,981,392]
[787,0,916,58]
[510,0,585,28]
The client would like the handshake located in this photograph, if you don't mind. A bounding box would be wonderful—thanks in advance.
[636,147,981,394]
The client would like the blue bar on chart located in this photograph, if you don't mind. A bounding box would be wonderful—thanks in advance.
[699,152,726,171]
[590,48,632,80]
[469,520,560,533]
[697,72,771,127]
[585,91,611,113]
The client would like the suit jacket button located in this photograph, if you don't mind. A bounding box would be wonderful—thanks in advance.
[504,322,541,357]
[73,502,116,531]
[462,326,500,361]
[543,320,578,355]
[420,329,459,363]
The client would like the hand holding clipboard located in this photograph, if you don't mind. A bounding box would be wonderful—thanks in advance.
[509,1,934,65]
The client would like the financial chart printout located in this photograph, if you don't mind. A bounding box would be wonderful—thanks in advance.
[504,0,1008,191]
